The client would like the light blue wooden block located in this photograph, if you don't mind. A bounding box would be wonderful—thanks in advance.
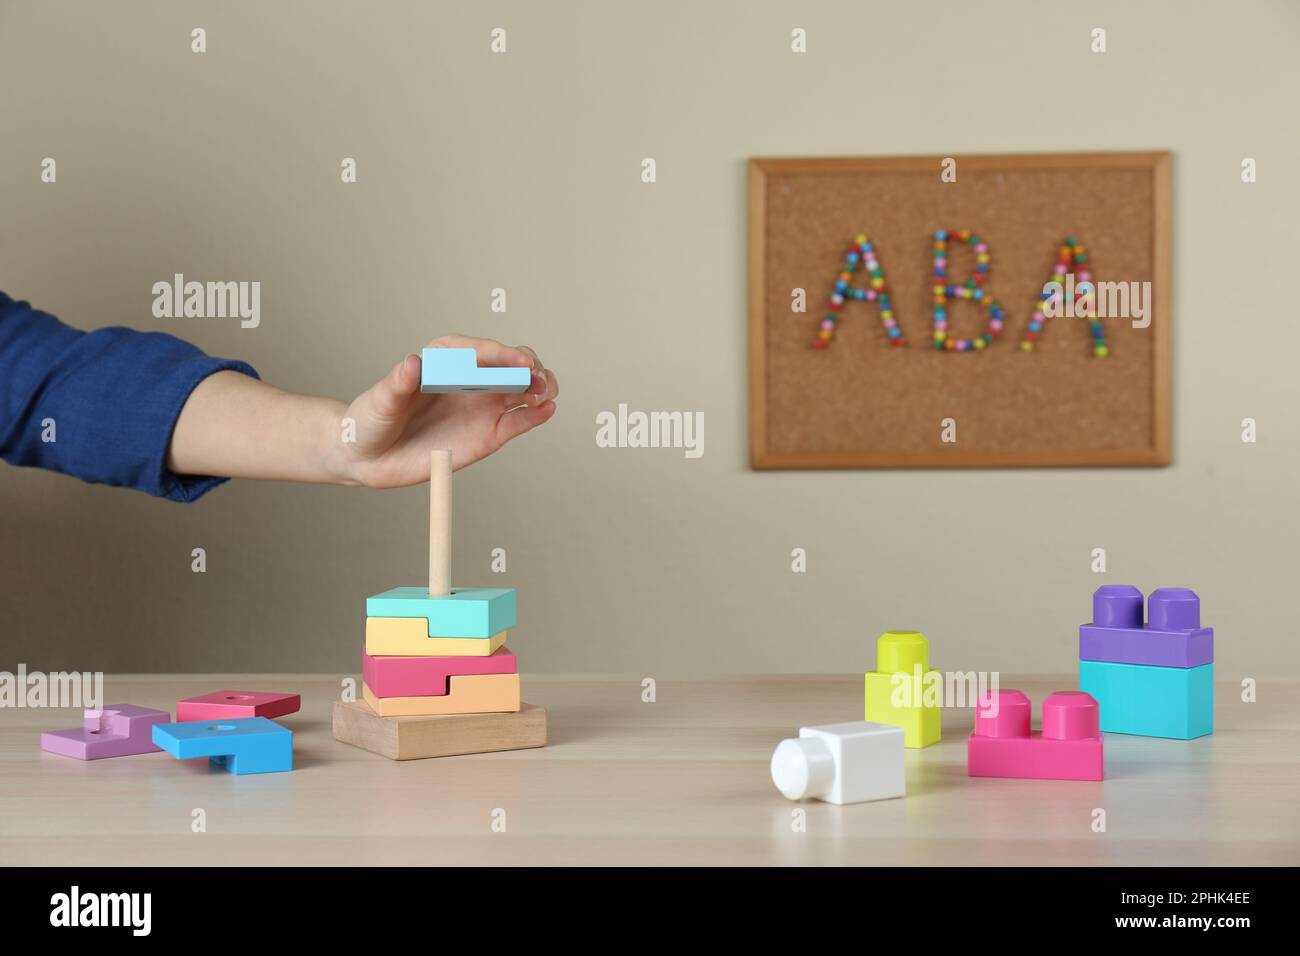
[365,586,516,638]
[420,348,531,394]
[152,717,293,775]
[1079,660,1213,739]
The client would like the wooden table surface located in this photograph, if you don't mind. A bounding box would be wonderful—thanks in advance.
[2,674,1296,866]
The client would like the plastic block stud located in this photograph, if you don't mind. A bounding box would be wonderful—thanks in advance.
[967,689,1104,781]
[770,720,905,805]
[863,630,941,748]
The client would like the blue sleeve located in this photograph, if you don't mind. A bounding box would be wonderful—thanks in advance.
[0,291,260,502]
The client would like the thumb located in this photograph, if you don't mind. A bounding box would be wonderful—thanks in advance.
[353,354,421,440]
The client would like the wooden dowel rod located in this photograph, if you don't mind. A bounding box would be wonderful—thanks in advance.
[429,449,452,596]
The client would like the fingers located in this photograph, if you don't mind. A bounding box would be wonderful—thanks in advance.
[428,335,533,369]
[496,400,557,445]
[532,366,559,404]
[504,345,558,406]
[516,366,558,407]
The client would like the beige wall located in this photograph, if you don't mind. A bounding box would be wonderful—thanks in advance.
[2,0,1298,678]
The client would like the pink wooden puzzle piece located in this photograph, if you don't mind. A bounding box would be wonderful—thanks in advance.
[967,689,1104,781]
[175,690,301,721]
[362,646,517,698]
[40,704,169,760]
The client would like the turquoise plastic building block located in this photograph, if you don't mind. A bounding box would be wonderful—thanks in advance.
[420,348,531,394]
[1078,660,1213,739]
[152,717,293,775]
[365,587,516,638]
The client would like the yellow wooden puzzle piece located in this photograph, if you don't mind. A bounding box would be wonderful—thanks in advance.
[366,618,507,657]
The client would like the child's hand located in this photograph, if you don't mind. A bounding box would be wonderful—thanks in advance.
[335,335,558,488]
[166,335,555,487]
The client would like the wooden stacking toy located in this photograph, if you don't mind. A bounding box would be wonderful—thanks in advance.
[333,449,547,759]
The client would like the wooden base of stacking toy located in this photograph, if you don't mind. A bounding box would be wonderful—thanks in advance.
[332,699,547,761]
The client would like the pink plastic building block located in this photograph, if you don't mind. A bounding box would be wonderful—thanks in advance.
[40,704,169,760]
[175,690,301,722]
[967,689,1104,781]
[362,646,516,698]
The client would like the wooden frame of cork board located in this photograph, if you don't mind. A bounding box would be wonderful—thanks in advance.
[748,151,1172,469]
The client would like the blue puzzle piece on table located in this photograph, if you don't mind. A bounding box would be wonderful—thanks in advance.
[365,587,516,638]
[152,717,293,775]
[420,348,531,394]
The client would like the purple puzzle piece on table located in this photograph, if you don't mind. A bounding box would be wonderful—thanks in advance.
[1079,585,1214,668]
[40,704,169,760]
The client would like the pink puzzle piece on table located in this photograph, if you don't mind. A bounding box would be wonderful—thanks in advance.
[175,690,301,722]
[40,704,169,760]
[967,689,1104,781]
[362,646,517,698]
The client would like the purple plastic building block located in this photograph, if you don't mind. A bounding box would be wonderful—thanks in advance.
[40,704,169,760]
[1079,585,1214,668]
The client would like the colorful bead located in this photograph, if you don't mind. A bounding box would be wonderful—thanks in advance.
[811,235,907,349]
[1021,237,1109,357]
[929,229,1003,353]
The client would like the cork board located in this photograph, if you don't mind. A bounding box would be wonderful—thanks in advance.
[748,152,1172,468]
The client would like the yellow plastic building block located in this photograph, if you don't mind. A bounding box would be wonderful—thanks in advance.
[366,618,508,657]
[863,630,941,748]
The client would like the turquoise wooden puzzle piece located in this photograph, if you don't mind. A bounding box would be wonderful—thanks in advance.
[365,586,516,638]
[420,348,531,394]
[152,717,293,775]
[1078,660,1213,739]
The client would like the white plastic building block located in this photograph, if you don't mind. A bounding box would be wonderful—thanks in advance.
[770,720,905,805]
